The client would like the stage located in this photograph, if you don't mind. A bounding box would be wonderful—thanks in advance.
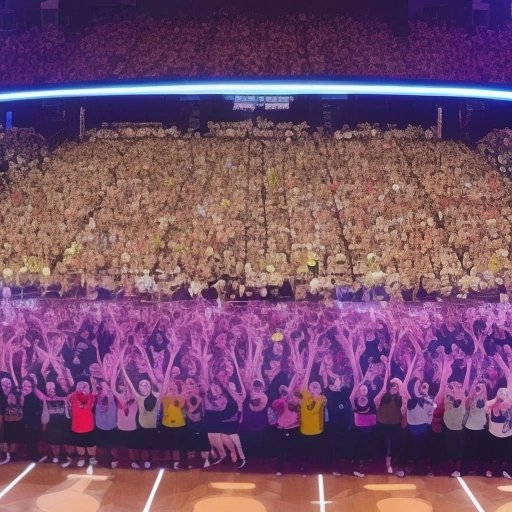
[0,460,509,512]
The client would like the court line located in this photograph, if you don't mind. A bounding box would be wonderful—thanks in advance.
[457,476,486,512]
[0,462,38,500]
[142,468,165,512]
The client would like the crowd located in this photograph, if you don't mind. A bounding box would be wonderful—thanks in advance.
[2,299,512,478]
[0,120,511,300]
[1,16,512,85]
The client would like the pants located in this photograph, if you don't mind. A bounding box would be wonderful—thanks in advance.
[274,427,299,473]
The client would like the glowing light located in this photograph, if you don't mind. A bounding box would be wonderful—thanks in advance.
[142,468,165,512]
[209,482,256,490]
[364,484,417,491]
[0,462,37,500]
[457,477,486,512]
[1,80,512,103]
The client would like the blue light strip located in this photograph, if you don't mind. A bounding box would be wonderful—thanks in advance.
[1,81,512,102]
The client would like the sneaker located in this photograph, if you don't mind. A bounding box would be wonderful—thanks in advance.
[173,462,181,470]
[332,471,341,477]
[86,465,93,476]
[61,458,72,469]
[52,457,59,464]
[275,471,282,476]
[387,466,393,475]
[211,456,225,466]
[203,459,210,469]
[235,459,246,469]
[353,471,365,478]
[131,462,141,470]
[0,453,11,466]
[143,461,151,470]
[89,457,98,466]
[485,470,493,478]
[77,459,86,468]
[503,471,512,480]
[111,461,119,469]
[395,470,405,478]
[451,470,461,478]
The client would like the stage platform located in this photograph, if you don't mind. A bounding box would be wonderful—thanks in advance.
[0,460,509,512]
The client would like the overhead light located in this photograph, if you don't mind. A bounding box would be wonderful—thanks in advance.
[1,80,512,103]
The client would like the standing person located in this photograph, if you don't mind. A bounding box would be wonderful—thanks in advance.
[270,373,300,476]
[239,379,269,461]
[36,381,73,465]
[121,345,160,470]
[442,358,472,477]
[375,338,412,478]
[68,380,97,468]
[463,380,488,476]
[324,376,352,476]
[298,381,327,474]
[95,381,119,469]
[0,387,24,465]
[21,377,42,462]
[485,352,512,478]
[110,362,139,469]
[184,379,210,469]
[160,381,187,470]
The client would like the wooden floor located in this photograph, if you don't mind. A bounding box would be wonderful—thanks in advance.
[0,461,510,511]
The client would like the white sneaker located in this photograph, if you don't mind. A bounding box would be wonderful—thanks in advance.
[86,465,93,475]
[52,457,59,464]
[173,462,180,470]
[353,471,365,478]
[451,470,461,478]
[203,459,210,468]
[395,470,405,478]
[111,461,119,469]
[275,471,282,476]
[0,453,11,465]
[503,471,512,480]
[485,470,493,478]
[77,459,86,468]
[387,466,393,474]
[61,458,72,469]
[131,462,141,470]
[143,461,151,470]
[89,457,98,466]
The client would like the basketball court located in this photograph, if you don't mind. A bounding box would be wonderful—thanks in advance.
[0,460,510,511]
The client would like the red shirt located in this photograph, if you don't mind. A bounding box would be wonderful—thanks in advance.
[70,392,96,433]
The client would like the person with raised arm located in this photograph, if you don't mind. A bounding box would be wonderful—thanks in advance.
[442,355,472,477]
[462,324,488,476]
[375,334,408,478]
[217,344,247,468]
[109,351,139,469]
[343,322,376,478]
[484,352,512,478]
[20,376,42,461]
[159,342,188,471]
[271,371,301,476]
[120,343,160,470]
[298,328,326,475]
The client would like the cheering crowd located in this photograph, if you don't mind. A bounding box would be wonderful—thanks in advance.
[1,300,512,478]
[0,121,511,300]
[1,16,512,86]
